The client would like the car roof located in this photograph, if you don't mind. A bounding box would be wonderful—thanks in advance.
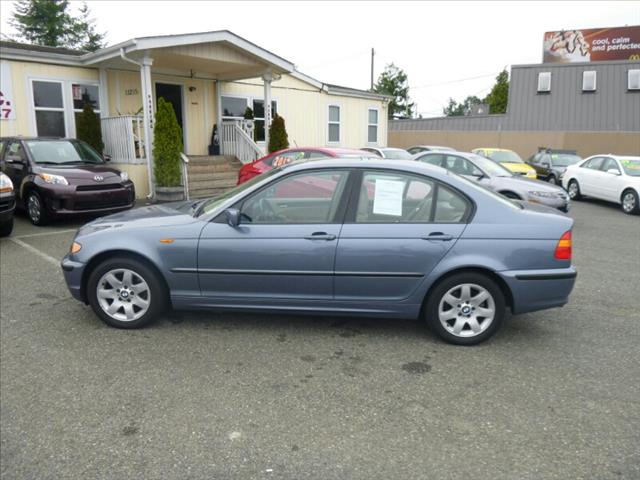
[410,145,454,150]
[0,136,66,141]
[377,147,408,152]
[473,148,513,153]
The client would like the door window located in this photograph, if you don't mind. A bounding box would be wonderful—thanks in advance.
[600,158,620,174]
[583,157,604,170]
[6,141,26,162]
[241,170,349,224]
[443,155,483,176]
[266,150,305,167]
[417,153,444,167]
[355,171,470,224]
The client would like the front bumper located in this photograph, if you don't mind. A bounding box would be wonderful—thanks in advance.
[61,255,87,302]
[499,266,577,314]
[42,181,135,217]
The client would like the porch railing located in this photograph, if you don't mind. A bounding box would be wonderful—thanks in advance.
[101,115,146,163]
[220,120,264,164]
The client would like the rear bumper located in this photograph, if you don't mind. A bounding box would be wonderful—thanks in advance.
[498,266,577,314]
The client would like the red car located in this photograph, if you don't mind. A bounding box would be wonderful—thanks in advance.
[237,147,379,184]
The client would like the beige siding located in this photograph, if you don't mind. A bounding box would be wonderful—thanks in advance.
[0,60,98,137]
[221,74,388,149]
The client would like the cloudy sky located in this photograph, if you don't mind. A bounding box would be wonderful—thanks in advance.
[1,1,638,117]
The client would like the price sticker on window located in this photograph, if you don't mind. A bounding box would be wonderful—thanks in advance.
[373,179,404,216]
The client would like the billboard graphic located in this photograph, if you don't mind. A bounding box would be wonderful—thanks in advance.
[543,26,640,63]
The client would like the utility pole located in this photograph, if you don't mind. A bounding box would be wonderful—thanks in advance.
[370,48,375,91]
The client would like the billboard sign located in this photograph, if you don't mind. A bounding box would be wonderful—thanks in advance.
[543,26,640,63]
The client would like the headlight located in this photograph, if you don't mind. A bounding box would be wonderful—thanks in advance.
[528,191,556,198]
[120,171,129,182]
[0,173,13,193]
[39,173,68,185]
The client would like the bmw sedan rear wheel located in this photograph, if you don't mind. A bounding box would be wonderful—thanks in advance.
[426,273,505,345]
[87,256,166,328]
[621,189,639,215]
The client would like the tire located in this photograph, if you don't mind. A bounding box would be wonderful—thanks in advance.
[425,272,506,346]
[0,217,13,237]
[621,189,640,215]
[87,256,167,329]
[567,179,582,200]
[547,175,558,185]
[25,190,49,226]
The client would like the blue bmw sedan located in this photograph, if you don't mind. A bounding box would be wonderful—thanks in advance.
[61,159,577,345]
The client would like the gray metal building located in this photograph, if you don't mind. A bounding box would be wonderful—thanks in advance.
[389,60,640,157]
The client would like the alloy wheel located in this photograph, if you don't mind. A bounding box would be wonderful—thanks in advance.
[622,192,636,213]
[438,283,496,338]
[27,194,41,223]
[568,181,579,199]
[548,176,557,185]
[96,268,151,322]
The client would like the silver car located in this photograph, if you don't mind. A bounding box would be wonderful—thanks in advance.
[361,147,413,160]
[414,151,570,212]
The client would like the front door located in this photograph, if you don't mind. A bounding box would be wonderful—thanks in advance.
[197,169,350,300]
[334,170,469,301]
[155,83,184,139]
[1,141,30,200]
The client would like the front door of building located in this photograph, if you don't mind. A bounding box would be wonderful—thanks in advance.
[155,83,184,140]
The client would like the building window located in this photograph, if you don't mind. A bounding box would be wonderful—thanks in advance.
[252,99,277,143]
[537,72,551,93]
[72,83,100,126]
[582,71,597,92]
[32,80,66,137]
[367,108,378,143]
[221,96,248,118]
[629,69,640,91]
[328,105,340,143]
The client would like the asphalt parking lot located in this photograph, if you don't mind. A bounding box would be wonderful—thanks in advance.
[1,200,639,480]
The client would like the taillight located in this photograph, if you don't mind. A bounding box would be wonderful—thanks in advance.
[554,230,572,260]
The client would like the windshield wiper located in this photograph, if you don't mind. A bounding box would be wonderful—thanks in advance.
[191,199,207,217]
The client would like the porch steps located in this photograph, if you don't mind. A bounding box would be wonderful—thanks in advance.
[186,155,243,199]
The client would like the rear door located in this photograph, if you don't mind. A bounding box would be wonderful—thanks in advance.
[334,169,471,301]
[579,157,605,196]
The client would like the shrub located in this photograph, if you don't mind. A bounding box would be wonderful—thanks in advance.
[268,114,289,153]
[76,102,104,154]
[153,98,183,187]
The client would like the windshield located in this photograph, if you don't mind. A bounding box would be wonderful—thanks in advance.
[383,149,413,160]
[620,158,640,177]
[197,168,281,216]
[550,153,581,167]
[485,150,524,164]
[468,154,513,177]
[26,140,104,165]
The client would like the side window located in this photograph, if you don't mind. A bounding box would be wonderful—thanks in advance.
[6,141,26,161]
[583,157,604,170]
[241,170,348,224]
[0,141,5,162]
[601,158,620,173]
[355,171,436,223]
[307,151,329,159]
[417,154,444,167]
[541,154,551,166]
[267,151,305,167]
[407,147,421,155]
[444,155,482,176]
[434,186,471,223]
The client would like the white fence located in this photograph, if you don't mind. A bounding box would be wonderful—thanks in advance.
[101,115,146,163]
[220,120,264,164]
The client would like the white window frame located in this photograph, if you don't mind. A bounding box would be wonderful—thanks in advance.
[582,71,597,92]
[628,69,640,91]
[327,104,341,144]
[367,107,379,145]
[220,93,278,144]
[29,78,68,137]
[537,72,551,93]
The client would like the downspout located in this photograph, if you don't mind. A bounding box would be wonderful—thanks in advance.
[120,48,154,199]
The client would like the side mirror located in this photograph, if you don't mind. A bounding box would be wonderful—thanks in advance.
[103,154,111,162]
[224,208,240,227]
[607,168,620,176]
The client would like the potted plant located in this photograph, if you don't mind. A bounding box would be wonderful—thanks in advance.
[268,114,289,153]
[153,98,184,202]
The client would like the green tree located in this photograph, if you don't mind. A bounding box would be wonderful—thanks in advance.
[483,69,509,114]
[443,95,482,116]
[373,63,415,119]
[9,0,105,52]
[267,114,289,153]
[76,101,103,153]
[153,98,183,187]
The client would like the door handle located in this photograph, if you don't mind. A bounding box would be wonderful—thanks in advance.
[422,232,454,241]
[304,232,336,241]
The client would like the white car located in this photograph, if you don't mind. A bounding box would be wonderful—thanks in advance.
[562,155,640,215]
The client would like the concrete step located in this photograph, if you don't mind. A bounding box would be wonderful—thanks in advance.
[187,164,239,174]
[188,178,238,190]
[187,170,239,182]
[189,187,234,199]
[186,155,242,166]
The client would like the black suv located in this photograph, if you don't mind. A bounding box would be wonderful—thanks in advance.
[527,149,583,186]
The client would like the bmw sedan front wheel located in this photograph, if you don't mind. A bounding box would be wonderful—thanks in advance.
[87,256,166,328]
[425,273,505,345]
